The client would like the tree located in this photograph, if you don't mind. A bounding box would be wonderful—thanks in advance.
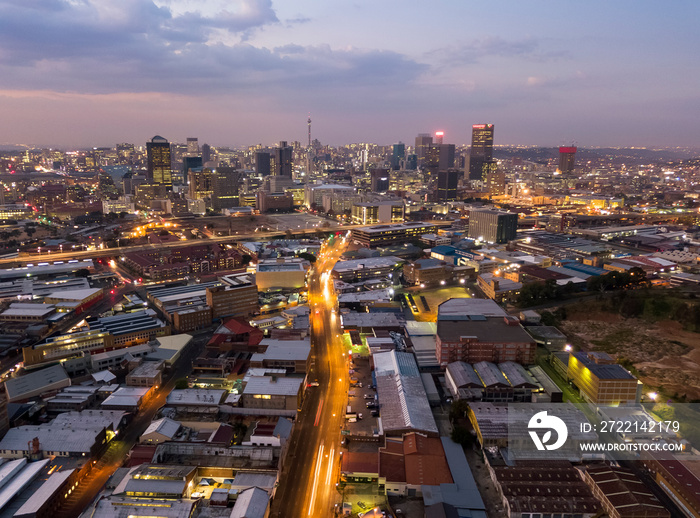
[450,425,475,447]
[241,254,252,266]
[174,378,189,389]
[298,252,317,263]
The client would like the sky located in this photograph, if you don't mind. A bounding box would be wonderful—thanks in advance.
[0,0,699,149]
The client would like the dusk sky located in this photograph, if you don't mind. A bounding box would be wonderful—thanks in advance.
[1,0,699,149]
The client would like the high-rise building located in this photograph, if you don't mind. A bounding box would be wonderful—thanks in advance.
[425,143,455,175]
[201,143,211,164]
[188,167,213,200]
[146,135,172,187]
[274,141,293,176]
[183,156,203,182]
[434,131,444,145]
[469,124,494,180]
[558,146,577,174]
[484,168,506,197]
[391,143,405,170]
[370,168,390,192]
[255,151,271,176]
[186,137,199,155]
[436,169,460,201]
[415,134,432,169]
[212,167,240,210]
[467,209,517,244]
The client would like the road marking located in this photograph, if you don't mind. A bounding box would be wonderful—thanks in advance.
[314,398,324,426]
[308,443,324,516]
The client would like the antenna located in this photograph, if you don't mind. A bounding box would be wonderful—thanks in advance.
[307,114,312,149]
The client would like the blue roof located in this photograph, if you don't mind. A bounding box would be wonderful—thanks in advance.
[560,261,607,276]
[431,245,458,255]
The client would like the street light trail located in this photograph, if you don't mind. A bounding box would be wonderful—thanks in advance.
[314,398,324,427]
[308,443,325,516]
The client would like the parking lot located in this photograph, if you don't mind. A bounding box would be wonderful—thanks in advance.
[344,356,381,436]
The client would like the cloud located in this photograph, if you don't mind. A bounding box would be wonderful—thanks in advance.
[0,0,426,100]
[429,36,570,65]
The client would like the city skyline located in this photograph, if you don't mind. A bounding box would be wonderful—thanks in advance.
[1,0,699,149]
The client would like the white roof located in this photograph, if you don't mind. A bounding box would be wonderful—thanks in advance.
[4,364,70,401]
[92,370,117,383]
[230,487,270,518]
[14,468,75,515]
[251,339,310,362]
[143,417,181,440]
[156,334,192,350]
[243,376,303,396]
[0,459,50,511]
[438,298,506,317]
[1,304,55,317]
[91,343,153,362]
[90,496,198,518]
[46,287,102,301]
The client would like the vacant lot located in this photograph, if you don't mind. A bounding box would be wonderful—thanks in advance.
[559,302,700,400]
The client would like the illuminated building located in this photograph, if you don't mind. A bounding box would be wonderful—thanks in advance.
[273,141,293,176]
[469,123,494,179]
[351,200,404,225]
[436,169,459,201]
[567,351,640,405]
[414,133,432,168]
[558,146,577,174]
[484,168,506,197]
[370,168,390,192]
[186,137,199,155]
[188,167,213,200]
[211,167,240,210]
[146,135,172,187]
[467,209,517,244]
[426,142,455,175]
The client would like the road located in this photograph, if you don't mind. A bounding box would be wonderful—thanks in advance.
[271,235,348,518]
[0,224,365,267]
[56,336,207,518]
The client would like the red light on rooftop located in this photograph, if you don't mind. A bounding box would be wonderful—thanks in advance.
[559,146,577,153]
[435,131,444,136]
[472,124,486,129]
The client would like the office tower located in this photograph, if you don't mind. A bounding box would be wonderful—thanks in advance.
[467,209,517,244]
[391,143,405,171]
[146,135,172,187]
[436,169,459,201]
[558,146,577,174]
[188,167,213,200]
[484,168,506,197]
[212,167,240,210]
[415,134,432,169]
[186,137,199,155]
[469,123,494,180]
[201,143,211,164]
[183,156,203,183]
[425,143,455,175]
[370,168,390,192]
[255,151,271,176]
[434,131,444,145]
[274,141,293,176]
[405,154,417,170]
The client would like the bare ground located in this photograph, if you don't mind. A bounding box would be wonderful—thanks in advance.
[560,306,700,400]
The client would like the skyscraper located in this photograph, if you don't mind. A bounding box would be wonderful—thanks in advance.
[274,141,293,177]
[415,134,432,169]
[188,167,213,200]
[255,151,271,177]
[391,143,405,170]
[434,131,444,145]
[469,124,494,180]
[425,143,455,175]
[201,143,211,164]
[212,167,240,210]
[146,135,172,187]
[186,137,199,155]
[558,146,577,174]
[436,169,459,201]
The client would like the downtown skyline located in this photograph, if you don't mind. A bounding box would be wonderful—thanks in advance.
[1,0,699,149]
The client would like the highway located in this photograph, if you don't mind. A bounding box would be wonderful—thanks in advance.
[0,224,364,267]
[271,235,348,518]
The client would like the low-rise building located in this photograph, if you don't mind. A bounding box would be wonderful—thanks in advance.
[250,338,310,373]
[126,360,164,388]
[332,256,403,282]
[140,417,181,444]
[5,364,71,403]
[567,351,640,405]
[436,299,535,366]
[582,464,670,518]
[255,259,307,290]
[240,376,304,412]
[403,259,453,286]
[352,222,439,248]
[477,273,522,302]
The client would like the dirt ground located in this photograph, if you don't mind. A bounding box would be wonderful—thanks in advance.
[560,305,700,400]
